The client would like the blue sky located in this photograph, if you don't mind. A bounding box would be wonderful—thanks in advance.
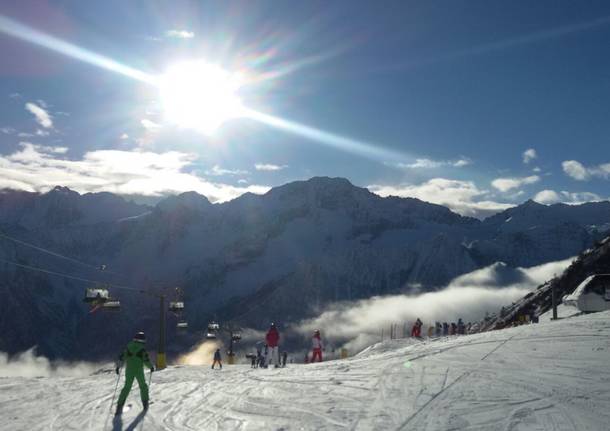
[1,0,609,218]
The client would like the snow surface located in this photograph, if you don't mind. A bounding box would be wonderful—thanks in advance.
[1,311,609,430]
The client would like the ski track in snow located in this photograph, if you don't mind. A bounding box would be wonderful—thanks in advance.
[1,312,610,430]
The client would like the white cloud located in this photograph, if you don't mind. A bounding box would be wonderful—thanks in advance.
[369,178,513,219]
[141,118,161,131]
[0,348,102,378]
[0,143,269,202]
[533,189,560,204]
[522,148,537,164]
[254,163,288,171]
[165,30,195,39]
[562,160,610,181]
[35,129,49,137]
[205,165,249,176]
[120,133,129,140]
[396,157,472,169]
[534,189,603,205]
[532,166,541,173]
[0,127,16,134]
[294,258,574,354]
[491,175,540,192]
[25,102,53,129]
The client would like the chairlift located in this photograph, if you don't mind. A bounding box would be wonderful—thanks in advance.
[177,321,188,329]
[102,300,121,311]
[169,301,184,312]
[206,332,217,340]
[83,288,109,303]
[231,332,242,341]
[207,321,220,331]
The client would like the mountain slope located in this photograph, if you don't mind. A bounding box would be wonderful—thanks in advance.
[1,177,609,359]
[1,311,609,430]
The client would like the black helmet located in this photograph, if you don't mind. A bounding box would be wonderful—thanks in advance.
[134,331,146,343]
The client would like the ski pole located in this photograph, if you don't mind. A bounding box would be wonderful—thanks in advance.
[109,367,122,413]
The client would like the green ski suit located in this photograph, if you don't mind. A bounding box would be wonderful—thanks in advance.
[117,340,154,406]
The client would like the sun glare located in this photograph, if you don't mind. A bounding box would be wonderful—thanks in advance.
[159,60,244,134]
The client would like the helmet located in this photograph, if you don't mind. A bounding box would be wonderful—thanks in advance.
[270,322,276,328]
[133,331,146,343]
[314,329,320,335]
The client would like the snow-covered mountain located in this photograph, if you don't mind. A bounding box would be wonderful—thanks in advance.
[1,310,609,430]
[0,177,609,360]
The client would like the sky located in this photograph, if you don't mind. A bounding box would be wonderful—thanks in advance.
[1,0,610,218]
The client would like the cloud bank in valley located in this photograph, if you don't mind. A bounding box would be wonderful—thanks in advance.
[0,348,104,378]
[293,257,574,354]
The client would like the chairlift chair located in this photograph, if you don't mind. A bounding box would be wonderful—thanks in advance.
[207,321,220,331]
[231,332,242,341]
[102,300,121,311]
[177,321,188,329]
[83,288,109,303]
[206,332,217,340]
[169,301,184,313]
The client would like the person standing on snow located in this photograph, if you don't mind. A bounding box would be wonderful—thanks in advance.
[212,348,222,369]
[266,323,280,368]
[281,351,288,367]
[115,331,154,416]
[311,330,324,362]
[411,318,422,337]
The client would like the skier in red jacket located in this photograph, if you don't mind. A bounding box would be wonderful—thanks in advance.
[265,323,280,368]
[311,329,324,362]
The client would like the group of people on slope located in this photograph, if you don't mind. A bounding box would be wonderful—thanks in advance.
[411,318,470,338]
[250,324,325,368]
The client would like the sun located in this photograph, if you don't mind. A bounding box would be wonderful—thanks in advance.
[159,60,245,134]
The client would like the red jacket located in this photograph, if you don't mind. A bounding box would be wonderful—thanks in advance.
[266,327,280,347]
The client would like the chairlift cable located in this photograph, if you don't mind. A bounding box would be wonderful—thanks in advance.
[0,257,145,294]
[0,230,127,278]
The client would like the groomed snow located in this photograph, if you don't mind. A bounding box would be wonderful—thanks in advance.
[1,311,609,430]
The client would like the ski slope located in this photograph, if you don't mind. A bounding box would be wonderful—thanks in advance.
[1,311,609,431]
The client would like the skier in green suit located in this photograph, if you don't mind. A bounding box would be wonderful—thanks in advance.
[115,331,154,415]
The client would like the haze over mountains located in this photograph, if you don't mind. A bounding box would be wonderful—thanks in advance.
[1,177,609,360]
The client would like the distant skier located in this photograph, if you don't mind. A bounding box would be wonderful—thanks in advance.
[311,329,324,362]
[266,323,280,368]
[435,322,442,337]
[457,318,465,335]
[411,318,422,337]
[115,331,154,416]
[281,351,288,367]
[212,348,222,369]
[442,322,449,336]
[427,325,434,338]
[450,322,457,335]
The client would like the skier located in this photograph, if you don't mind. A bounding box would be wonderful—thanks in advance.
[457,318,465,335]
[411,318,422,337]
[427,325,434,338]
[266,323,280,368]
[435,322,442,337]
[450,322,457,335]
[212,348,222,369]
[442,322,449,336]
[311,329,324,362]
[281,351,288,367]
[115,331,154,416]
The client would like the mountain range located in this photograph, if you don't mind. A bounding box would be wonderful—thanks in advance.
[1,177,609,360]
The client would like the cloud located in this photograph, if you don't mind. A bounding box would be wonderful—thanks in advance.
[25,102,53,129]
[0,126,16,134]
[0,347,103,378]
[522,148,537,164]
[534,189,603,205]
[254,163,288,171]
[293,257,573,354]
[396,157,471,169]
[165,30,195,39]
[491,175,540,192]
[141,118,161,131]
[205,165,249,176]
[0,143,269,202]
[120,133,129,140]
[369,178,513,219]
[562,160,610,181]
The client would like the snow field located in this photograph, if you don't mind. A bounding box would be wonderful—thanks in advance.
[0,311,609,430]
